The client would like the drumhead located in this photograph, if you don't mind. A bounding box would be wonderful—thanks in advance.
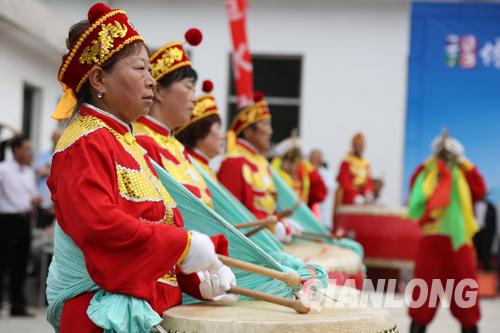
[284,242,362,274]
[336,205,407,216]
[162,300,397,333]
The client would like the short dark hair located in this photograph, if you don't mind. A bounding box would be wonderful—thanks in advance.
[157,66,198,88]
[10,135,29,153]
[176,114,221,149]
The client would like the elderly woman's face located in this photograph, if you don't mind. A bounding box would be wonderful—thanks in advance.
[101,45,155,123]
[196,121,224,158]
[156,77,196,129]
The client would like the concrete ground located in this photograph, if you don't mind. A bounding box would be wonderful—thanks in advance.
[0,296,498,332]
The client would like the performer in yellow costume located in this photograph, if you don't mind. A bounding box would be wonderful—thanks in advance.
[133,28,212,207]
[271,137,327,209]
[176,79,224,180]
[335,133,373,206]
[218,92,302,240]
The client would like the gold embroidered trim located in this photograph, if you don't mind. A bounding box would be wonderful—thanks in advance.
[59,10,126,81]
[74,35,144,93]
[150,41,181,59]
[232,101,271,135]
[108,126,176,224]
[135,121,213,207]
[152,60,192,82]
[54,116,105,154]
[176,97,218,134]
[79,21,129,64]
[227,144,277,214]
[56,114,176,224]
[176,231,192,265]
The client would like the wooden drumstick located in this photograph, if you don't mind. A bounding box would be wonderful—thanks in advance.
[277,200,301,219]
[301,231,336,240]
[244,224,268,237]
[292,233,324,243]
[152,324,168,333]
[229,286,311,314]
[218,254,301,288]
[233,216,278,229]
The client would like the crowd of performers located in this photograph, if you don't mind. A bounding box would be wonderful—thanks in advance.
[43,3,487,333]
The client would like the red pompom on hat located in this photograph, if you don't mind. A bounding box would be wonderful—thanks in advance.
[177,79,219,134]
[150,28,202,82]
[253,91,264,102]
[185,28,203,46]
[202,80,214,93]
[87,2,112,22]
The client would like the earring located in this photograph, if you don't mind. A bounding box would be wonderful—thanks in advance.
[97,92,103,99]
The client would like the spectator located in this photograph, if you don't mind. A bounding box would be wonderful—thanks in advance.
[473,198,497,271]
[0,122,20,161]
[0,135,41,316]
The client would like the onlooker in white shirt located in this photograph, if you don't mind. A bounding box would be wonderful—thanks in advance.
[0,122,20,162]
[473,198,497,271]
[0,135,41,316]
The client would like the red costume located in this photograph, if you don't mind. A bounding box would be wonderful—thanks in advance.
[48,5,228,331]
[336,153,373,205]
[188,148,217,180]
[272,158,327,208]
[133,116,213,207]
[408,158,486,329]
[299,161,327,207]
[134,30,212,208]
[176,79,221,182]
[50,105,227,332]
[218,139,277,220]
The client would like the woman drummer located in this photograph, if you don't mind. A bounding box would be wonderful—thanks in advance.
[176,79,224,180]
[47,3,234,332]
[133,29,214,208]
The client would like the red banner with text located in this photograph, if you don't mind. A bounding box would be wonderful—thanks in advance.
[227,0,254,108]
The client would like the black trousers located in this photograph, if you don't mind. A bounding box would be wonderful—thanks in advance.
[36,206,54,229]
[0,213,32,312]
[473,202,497,271]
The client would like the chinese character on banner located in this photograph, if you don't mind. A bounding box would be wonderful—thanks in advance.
[444,34,477,69]
[445,35,460,68]
[227,0,254,108]
[479,38,500,69]
[460,35,477,68]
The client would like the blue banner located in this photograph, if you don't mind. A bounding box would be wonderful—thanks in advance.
[405,2,500,203]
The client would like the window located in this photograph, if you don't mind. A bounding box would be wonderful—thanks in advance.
[227,54,302,143]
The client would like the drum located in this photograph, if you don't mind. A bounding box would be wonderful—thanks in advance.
[334,205,421,269]
[161,299,398,333]
[283,242,362,275]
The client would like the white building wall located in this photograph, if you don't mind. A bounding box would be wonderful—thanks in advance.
[41,0,411,204]
[0,0,67,153]
[0,25,62,153]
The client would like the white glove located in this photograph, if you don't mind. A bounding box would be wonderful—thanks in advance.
[364,191,374,204]
[284,218,303,235]
[178,231,222,274]
[431,136,465,159]
[447,138,465,159]
[198,265,239,302]
[353,195,365,205]
[274,221,292,242]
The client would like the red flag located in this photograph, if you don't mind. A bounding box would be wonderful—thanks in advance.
[227,0,254,108]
